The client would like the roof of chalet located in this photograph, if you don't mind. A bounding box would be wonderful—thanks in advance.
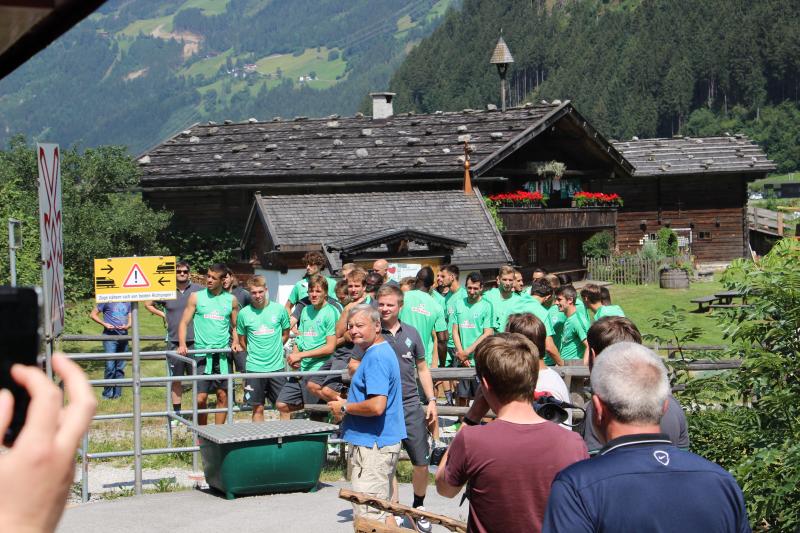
[613,135,775,176]
[247,189,512,271]
[138,100,632,186]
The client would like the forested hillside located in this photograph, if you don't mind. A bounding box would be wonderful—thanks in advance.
[0,0,455,154]
[389,0,800,172]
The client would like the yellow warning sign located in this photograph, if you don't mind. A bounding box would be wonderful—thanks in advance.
[94,256,177,303]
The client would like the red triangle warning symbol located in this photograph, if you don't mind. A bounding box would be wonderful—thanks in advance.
[123,264,150,288]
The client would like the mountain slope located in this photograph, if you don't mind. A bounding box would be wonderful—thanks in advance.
[0,0,456,154]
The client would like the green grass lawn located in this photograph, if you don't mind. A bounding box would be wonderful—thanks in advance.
[609,279,729,346]
[180,48,233,78]
[180,0,230,16]
[117,15,174,38]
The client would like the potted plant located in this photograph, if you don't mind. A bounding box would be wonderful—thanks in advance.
[573,191,624,208]
[488,190,547,208]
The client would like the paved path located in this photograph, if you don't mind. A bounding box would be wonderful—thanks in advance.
[59,481,469,533]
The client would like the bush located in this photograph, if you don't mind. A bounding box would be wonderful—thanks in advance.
[582,230,614,258]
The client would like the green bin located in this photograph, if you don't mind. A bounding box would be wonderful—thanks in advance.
[196,420,337,499]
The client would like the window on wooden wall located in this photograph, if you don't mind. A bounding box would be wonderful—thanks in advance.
[559,238,568,261]
[528,240,537,264]
[698,231,712,240]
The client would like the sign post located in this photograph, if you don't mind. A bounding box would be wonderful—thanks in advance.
[94,256,176,496]
[7,218,21,286]
[37,143,64,378]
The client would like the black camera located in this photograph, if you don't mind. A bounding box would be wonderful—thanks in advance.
[429,442,448,466]
[534,395,576,425]
[0,287,43,446]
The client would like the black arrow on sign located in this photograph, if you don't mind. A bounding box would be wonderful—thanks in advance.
[158,277,169,286]
[101,265,114,274]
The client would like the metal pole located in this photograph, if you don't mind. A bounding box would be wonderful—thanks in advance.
[131,302,142,496]
[165,342,172,448]
[191,359,199,473]
[226,375,234,424]
[8,219,18,286]
[81,433,89,503]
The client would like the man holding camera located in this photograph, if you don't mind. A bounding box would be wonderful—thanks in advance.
[435,334,588,533]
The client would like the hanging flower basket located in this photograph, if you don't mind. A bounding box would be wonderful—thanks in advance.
[488,190,548,208]
[572,191,624,208]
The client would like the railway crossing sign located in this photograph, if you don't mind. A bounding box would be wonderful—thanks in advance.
[94,256,177,302]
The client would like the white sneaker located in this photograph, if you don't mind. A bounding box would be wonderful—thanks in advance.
[415,507,433,533]
[394,515,405,528]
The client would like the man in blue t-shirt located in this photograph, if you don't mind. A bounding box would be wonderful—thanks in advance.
[90,301,132,399]
[329,304,405,526]
[543,343,750,533]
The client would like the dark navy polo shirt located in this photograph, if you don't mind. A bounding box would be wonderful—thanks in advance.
[542,433,751,533]
[381,321,426,406]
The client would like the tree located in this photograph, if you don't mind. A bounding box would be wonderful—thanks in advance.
[679,239,800,530]
[0,136,171,299]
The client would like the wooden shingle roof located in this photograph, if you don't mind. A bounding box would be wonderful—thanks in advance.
[138,100,629,186]
[250,189,512,271]
[613,135,775,176]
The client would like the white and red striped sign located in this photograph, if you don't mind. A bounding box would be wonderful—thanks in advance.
[37,143,64,337]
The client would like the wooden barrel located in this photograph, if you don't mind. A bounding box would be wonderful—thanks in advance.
[660,268,690,289]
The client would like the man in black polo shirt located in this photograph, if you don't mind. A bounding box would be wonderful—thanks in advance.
[144,260,203,422]
[543,342,750,532]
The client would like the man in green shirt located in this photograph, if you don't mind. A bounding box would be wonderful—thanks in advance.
[438,264,466,405]
[581,283,626,321]
[236,276,290,422]
[398,267,448,368]
[177,263,240,425]
[284,251,338,318]
[555,285,589,365]
[505,279,563,365]
[276,275,339,420]
[483,265,519,333]
[451,272,494,403]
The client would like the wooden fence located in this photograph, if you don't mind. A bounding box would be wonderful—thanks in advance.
[585,256,660,285]
[747,206,785,236]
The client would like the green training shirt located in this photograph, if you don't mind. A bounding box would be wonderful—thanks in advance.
[193,289,234,374]
[452,297,493,364]
[560,312,588,361]
[594,304,626,320]
[443,286,467,349]
[236,302,290,372]
[288,275,338,305]
[398,289,447,365]
[483,287,520,331]
[296,302,340,371]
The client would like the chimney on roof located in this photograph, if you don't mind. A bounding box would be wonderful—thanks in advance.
[370,92,395,120]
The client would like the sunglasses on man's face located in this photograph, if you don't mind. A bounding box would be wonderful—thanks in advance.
[176,270,189,274]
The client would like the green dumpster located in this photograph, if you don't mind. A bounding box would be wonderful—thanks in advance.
[196,420,338,499]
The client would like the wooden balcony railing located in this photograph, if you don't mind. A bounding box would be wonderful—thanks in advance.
[499,207,617,234]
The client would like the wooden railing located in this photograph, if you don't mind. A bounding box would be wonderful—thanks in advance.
[499,207,617,233]
[747,206,785,236]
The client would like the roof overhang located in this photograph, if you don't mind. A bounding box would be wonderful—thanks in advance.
[324,227,467,256]
[0,0,107,81]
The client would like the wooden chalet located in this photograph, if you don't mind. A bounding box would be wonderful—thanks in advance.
[609,136,775,263]
[138,95,775,282]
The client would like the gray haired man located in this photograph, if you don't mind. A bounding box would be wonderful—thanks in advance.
[543,343,750,532]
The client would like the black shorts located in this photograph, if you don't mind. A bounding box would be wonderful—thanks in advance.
[402,403,430,466]
[229,350,247,373]
[244,374,285,407]
[310,355,350,394]
[195,355,226,394]
[275,376,321,407]
[167,341,194,376]
[457,375,480,399]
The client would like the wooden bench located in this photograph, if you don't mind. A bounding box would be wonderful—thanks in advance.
[690,295,719,312]
[709,303,750,310]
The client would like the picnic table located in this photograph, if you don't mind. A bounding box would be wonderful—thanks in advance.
[691,290,748,312]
